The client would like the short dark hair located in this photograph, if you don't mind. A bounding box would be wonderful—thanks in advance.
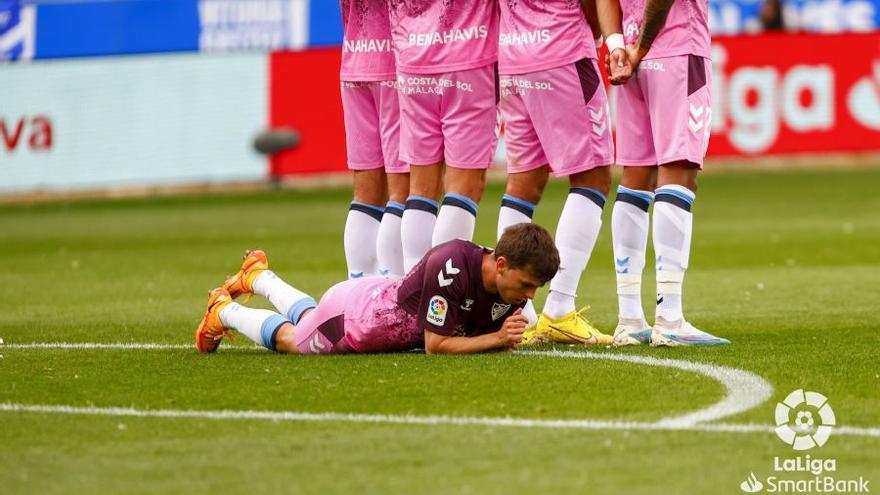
[495,223,560,283]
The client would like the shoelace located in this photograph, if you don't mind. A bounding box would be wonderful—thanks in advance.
[574,306,599,332]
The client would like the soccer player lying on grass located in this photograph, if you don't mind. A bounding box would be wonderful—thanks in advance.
[195,223,561,355]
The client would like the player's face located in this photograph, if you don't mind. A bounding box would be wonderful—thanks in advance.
[495,259,543,305]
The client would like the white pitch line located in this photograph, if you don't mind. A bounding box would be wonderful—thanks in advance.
[0,402,878,438]
[2,342,258,351]
[519,350,774,427]
[5,341,876,438]
[4,342,773,425]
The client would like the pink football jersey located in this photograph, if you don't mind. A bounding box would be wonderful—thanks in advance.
[340,0,397,81]
[620,0,711,59]
[389,0,499,74]
[498,0,597,75]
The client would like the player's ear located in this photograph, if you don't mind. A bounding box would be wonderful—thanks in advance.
[495,255,508,273]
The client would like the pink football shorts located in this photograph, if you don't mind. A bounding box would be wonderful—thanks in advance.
[500,58,614,176]
[341,80,408,174]
[615,55,713,168]
[397,64,500,169]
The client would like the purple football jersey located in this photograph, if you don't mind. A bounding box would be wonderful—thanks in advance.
[397,240,524,337]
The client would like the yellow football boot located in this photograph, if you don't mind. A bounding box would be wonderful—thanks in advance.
[530,307,613,346]
[195,287,234,353]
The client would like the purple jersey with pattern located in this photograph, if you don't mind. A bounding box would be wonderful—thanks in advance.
[499,0,596,75]
[620,0,710,59]
[397,240,524,337]
[388,0,499,74]
[340,0,397,81]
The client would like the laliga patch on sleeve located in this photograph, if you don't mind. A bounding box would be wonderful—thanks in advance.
[426,295,448,326]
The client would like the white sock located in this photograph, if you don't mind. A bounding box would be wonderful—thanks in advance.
[220,303,288,351]
[401,196,438,272]
[252,270,317,324]
[431,193,478,246]
[496,194,538,326]
[544,187,606,319]
[497,194,535,239]
[612,186,654,320]
[653,185,695,322]
[343,202,383,278]
[376,201,405,277]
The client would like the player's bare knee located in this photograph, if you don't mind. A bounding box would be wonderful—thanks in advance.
[408,163,443,199]
[658,161,699,192]
[352,169,388,205]
[570,165,612,196]
[621,166,658,191]
[272,323,301,354]
[505,168,548,203]
[387,172,410,204]
[446,168,487,202]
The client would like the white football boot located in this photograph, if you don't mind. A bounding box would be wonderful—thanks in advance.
[612,318,653,347]
[651,317,731,347]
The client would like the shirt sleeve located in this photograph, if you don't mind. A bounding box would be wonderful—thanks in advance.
[418,249,468,337]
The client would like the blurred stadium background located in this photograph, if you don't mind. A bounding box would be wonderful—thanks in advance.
[1,0,878,200]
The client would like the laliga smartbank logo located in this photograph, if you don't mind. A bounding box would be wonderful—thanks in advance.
[775,389,835,450]
[738,390,871,494]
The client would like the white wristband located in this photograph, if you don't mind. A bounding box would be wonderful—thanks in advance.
[605,33,624,53]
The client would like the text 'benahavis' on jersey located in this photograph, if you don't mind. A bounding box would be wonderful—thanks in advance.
[340,0,397,81]
[498,0,598,75]
[388,0,500,74]
[397,240,525,338]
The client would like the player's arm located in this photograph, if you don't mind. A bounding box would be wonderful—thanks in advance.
[586,0,632,84]
[580,0,602,50]
[631,0,675,64]
[424,309,528,355]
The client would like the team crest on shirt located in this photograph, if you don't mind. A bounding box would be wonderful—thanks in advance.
[491,302,511,321]
[427,295,448,326]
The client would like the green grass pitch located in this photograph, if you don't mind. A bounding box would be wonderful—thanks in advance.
[0,167,878,494]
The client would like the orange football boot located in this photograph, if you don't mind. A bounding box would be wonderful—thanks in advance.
[195,287,234,353]
[223,249,269,302]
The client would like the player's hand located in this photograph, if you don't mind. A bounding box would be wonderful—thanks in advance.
[608,48,633,85]
[497,308,528,349]
[625,44,647,74]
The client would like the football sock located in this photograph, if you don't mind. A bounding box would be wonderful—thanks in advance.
[544,187,605,319]
[496,194,539,326]
[401,196,438,272]
[344,201,383,278]
[219,303,288,351]
[432,193,479,246]
[653,185,695,322]
[376,201,405,277]
[497,193,535,239]
[612,186,654,320]
[252,271,317,324]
